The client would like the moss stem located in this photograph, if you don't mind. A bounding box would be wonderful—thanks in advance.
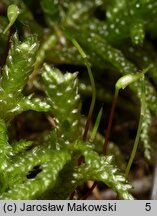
[65,33,96,141]
[125,78,145,178]
[103,90,118,154]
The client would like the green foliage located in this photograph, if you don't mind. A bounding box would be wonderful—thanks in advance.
[0,36,133,198]
[41,0,60,24]
[1,0,157,200]
[73,142,133,200]
[48,142,133,200]
[1,34,37,94]
[42,64,81,143]
[0,119,12,173]
[0,148,71,199]
[141,105,152,160]
[0,34,50,122]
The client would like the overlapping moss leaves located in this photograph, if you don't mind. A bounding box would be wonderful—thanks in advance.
[1,0,157,199]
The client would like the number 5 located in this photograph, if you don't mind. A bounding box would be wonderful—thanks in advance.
[145,203,151,211]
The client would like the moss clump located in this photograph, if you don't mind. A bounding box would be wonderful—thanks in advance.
[0,0,157,200]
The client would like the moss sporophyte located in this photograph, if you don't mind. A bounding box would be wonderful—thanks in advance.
[0,0,157,200]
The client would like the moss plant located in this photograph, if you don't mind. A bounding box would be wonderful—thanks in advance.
[0,0,157,200]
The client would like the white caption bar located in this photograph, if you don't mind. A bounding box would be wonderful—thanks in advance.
[0,200,156,216]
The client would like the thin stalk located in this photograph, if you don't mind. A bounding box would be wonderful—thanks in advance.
[0,27,14,72]
[83,107,103,199]
[103,89,119,154]
[82,181,97,200]
[83,59,96,141]
[125,113,144,178]
[103,66,150,156]
[125,78,145,178]
[90,107,103,142]
[65,34,96,199]
[66,34,96,141]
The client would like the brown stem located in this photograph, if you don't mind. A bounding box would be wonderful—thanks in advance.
[78,88,117,200]
[0,3,6,15]
[82,181,97,200]
[78,109,92,165]
[103,94,118,154]
[82,113,92,141]
[0,27,15,71]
